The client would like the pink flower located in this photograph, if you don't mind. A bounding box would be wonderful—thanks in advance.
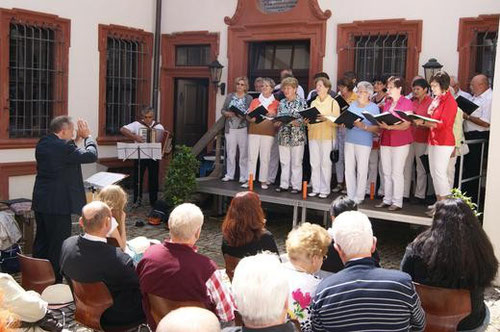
[292,289,311,309]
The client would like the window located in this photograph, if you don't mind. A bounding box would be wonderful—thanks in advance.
[98,24,153,144]
[458,15,499,91]
[337,19,422,85]
[0,9,70,148]
[175,45,210,66]
[353,34,408,82]
[248,40,310,89]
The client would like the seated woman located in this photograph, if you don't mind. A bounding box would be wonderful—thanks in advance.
[96,185,128,250]
[401,198,498,331]
[284,222,331,332]
[221,191,279,258]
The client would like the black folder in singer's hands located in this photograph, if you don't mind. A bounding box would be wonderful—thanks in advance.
[334,94,350,112]
[299,107,322,123]
[247,105,269,124]
[395,110,442,124]
[229,105,246,118]
[456,95,479,115]
[363,111,403,126]
[334,110,363,129]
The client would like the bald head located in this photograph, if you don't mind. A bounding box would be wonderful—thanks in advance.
[470,74,490,96]
[80,201,112,235]
[156,307,220,332]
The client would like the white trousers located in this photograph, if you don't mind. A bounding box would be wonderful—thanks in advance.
[335,129,345,183]
[268,136,280,183]
[380,144,410,207]
[345,142,372,203]
[279,145,304,190]
[247,134,274,183]
[412,143,429,199]
[403,143,415,198]
[225,128,248,181]
[448,155,457,189]
[309,140,333,195]
[429,145,455,196]
[366,148,379,195]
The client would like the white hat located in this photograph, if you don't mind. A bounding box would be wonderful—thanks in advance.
[41,284,73,307]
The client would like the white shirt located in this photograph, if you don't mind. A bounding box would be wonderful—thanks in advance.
[82,233,107,243]
[456,89,472,100]
[464,88,492,132]
[122,120,165,136]
[0,273,47,322]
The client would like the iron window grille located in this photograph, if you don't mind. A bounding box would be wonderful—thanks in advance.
[8,23,57,138]
[351,33,408,82]
[105,36,148,135]
[175,45,211,66]
[473,30,497,86]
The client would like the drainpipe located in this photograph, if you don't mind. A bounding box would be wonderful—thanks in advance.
[152,0,162,114]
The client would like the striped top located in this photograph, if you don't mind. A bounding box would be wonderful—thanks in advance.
[310,257,425,332]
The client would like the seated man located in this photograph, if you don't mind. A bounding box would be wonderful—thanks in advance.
[223,253,295,332]
[311,211,425,331]
[157,307,221,332]
[137,203,234,330]
[60,201,144,328]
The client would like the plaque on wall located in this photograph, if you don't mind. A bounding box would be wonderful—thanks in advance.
[258,0,298,13]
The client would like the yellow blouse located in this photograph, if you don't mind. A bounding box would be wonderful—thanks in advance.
[308,95,340,141]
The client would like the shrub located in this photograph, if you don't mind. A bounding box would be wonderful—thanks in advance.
[163,145,199,207]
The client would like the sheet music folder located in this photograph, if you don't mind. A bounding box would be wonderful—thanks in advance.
[299,107,322,123]
[84,172,128,190]
[247,105,268,124]
[456,96,479,115]
[363,111,403,126]
[334,110,363,129]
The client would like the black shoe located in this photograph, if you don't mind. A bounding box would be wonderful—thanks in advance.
[135,220,145,227]
[275,187,287,193]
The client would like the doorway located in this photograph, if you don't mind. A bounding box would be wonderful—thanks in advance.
[173,78,208,147]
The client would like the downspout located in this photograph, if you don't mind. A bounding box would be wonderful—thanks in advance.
[152,0,162,113]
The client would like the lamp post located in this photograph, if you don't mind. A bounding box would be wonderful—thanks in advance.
[208,59,225,95]
[422,58,443,82]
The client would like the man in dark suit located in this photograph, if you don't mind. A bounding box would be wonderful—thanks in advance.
[32,116,98,282]
[60,201,145,328]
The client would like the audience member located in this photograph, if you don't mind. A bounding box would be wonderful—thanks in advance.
[221,76,253,183]
[321,196,380,273]
[311,211,425,331]
[344,81,380,204]
[401,198,498,331]
[60,201,144,328]
[275,77,307,194]
[156,307,221,332]
[308,77,340,198]
[96,185,128,249]
[120,107,165,206]
[32,116,97,282]
[244,77,279,189]
[376,76,413,210]
[223,253,296,332]
[137,203,235,330]
[221,191,279,258]
[284,223,330,332]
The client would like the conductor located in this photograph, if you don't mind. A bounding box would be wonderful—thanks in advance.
[32,116,98,282]
[120,107,165,206]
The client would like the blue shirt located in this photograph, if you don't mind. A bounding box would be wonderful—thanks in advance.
[345,101,379,147]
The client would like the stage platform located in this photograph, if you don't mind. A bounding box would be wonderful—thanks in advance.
[196,178,432,227]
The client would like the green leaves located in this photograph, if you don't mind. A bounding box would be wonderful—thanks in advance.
[450,188,481,217]
[163,145,200,207]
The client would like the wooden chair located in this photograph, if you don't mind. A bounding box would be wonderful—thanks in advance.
[414,282,472,332]
[106,237,120,248]
[223,254,241,282]
[147,293,206,325]
[72,280,113,331]
[17,253,55,294]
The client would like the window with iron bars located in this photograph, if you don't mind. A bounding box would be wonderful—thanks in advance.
[474,30,497,86]
[8,23,56,138]
[105,37,148,135]
[353,34,408,82]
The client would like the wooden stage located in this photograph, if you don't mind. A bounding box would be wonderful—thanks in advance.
[196,178,432,227]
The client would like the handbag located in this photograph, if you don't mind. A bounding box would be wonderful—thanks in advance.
[329,99,340,163]
[0,243,21,273]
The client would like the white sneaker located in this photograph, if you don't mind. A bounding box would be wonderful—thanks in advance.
[221,176,232,182]
[308,192,318,197]
[241,182,249,188]
[261,183,268,190]
[427,203,436,210]
[319,193,328,199]
[239,179,247,184]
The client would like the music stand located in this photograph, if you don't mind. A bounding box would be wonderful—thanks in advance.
[117,142,162,207]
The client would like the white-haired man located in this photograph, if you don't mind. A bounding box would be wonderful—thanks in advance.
[310,211,425,331]
[137,203,235,330]
[60,201,144,329]
[157,307,221,332]
[223,253,296,332]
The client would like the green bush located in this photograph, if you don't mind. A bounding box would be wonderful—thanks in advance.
[163,145,199,207]
[450,188,481,217]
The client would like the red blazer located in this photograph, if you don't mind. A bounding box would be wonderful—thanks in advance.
[428,91,457,146]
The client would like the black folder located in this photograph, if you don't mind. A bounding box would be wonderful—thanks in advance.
[334,94,350,112]
[299,107,323,123]
[367,111,403,126]
[395,110,413,122]
[274,115,296,124]
[420,154,430,174]
[248,105,268,124]
[273,91,286,101]
[334,110,363,129]
[229,105,246,118]
[456,96,479,115]
[362,112,380,126]
[407,113,442,124]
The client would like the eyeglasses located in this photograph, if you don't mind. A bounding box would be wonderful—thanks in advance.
[236,83,245,86]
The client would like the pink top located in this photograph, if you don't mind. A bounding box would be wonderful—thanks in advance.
[380,96,414,147]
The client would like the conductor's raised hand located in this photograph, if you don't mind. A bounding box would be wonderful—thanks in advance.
[77,119,90,139]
